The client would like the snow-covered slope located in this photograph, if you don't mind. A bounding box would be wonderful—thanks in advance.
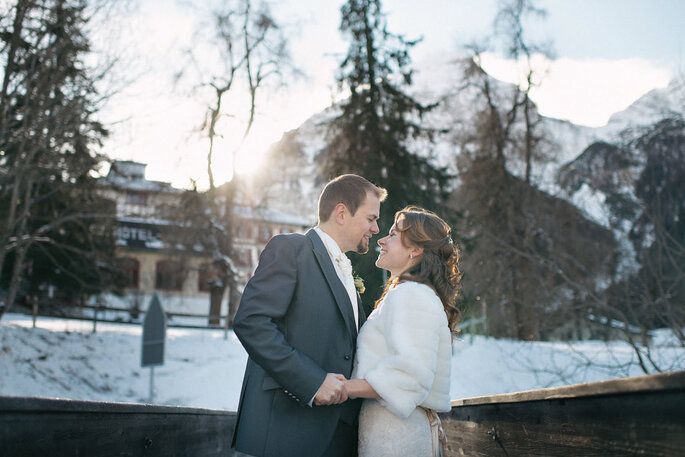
[2,314,682,408]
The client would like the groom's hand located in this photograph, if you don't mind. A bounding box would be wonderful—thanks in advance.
[313,373,348,406]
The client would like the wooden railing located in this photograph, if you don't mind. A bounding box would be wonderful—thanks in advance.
[2,371,684,456]
[444,370,685,456]
[0,397,238,457]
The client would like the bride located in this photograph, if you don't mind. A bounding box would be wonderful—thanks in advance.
[342,206,461,457]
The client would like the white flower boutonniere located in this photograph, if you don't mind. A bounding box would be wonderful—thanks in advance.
[354,275,365,294]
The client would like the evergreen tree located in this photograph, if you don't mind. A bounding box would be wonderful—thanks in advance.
[320,0,452,310]
[0,0,117,318]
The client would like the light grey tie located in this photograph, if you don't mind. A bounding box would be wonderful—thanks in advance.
[335,253,358,326]
[335,253,353,278]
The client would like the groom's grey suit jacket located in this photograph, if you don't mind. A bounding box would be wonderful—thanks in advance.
[232,229,366,457]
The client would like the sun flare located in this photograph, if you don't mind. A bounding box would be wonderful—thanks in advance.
[206,123,282,186]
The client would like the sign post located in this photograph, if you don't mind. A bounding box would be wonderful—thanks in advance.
[141,293,167,403]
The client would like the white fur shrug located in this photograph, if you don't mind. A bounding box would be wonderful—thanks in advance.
[352,281,452,419]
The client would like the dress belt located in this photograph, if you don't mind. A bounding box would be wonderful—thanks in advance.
[420,407,447,457]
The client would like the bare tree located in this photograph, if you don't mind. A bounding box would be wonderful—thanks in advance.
[493,0,552,183]
[562,117,685,373]
[173,0,294,326]
[452,0,559,340]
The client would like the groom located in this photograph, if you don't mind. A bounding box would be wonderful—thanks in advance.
[232,174,387,457]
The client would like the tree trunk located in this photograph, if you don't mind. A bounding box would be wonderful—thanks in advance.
[223,180,240,328]
[208,285,225,326]
[1,239,28,319]
[0,171,34,320]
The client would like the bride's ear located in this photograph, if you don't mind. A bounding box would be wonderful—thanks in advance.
[411,246,424,258]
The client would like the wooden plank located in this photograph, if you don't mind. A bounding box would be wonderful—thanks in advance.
[0,397,238,457]
[443,376,685,457]
[3,372,683,457]
[0,396,231,414]
[452,370,685,406]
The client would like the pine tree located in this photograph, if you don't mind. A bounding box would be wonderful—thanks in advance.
[0,0,117,318]
[320,0,452,310]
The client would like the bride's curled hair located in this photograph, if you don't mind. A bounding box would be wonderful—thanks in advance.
[377,206,461,333]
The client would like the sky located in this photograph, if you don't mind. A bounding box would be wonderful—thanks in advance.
[97,0,685,188]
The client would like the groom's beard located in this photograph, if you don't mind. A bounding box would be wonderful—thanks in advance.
[356,237,369,254]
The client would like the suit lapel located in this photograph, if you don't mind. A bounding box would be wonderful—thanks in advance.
[306,229,358,340]
[356,293,367,329]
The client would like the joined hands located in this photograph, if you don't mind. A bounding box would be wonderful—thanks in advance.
[313,375,373,405]
[313,373,352,406]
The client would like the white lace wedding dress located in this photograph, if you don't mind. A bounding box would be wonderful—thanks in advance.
[358,399,432,457]
[352,282,453,457]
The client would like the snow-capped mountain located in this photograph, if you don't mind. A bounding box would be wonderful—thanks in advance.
[259,55,684,229]
[604,76,685,131]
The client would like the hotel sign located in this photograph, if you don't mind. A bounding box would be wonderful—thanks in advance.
[116,221,162,248]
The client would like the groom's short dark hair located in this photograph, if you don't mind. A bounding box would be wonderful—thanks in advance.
[318,174,387,223]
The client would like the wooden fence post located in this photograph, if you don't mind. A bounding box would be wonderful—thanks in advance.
[31,296,38,328]
[223,297,230,340]
[92,299,101,334]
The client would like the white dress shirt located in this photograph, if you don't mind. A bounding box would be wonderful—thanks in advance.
[314,227,359,328]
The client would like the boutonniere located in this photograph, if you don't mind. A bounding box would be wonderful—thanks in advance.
[354,275,365,294]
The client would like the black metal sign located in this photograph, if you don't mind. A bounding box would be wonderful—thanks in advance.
[141,293,166,367]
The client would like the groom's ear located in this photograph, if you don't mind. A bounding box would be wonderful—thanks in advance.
[333,203,348,225]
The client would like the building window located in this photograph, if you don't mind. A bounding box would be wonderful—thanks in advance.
[243,249,252,268]
[235,222,251,239]
[258,225,272,243]
[197,263,214,292]
[155,260,184,290]
[126,191,148,205]
[234,248,252,268]
[116,257,139,288]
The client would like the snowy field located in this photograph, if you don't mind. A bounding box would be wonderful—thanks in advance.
[1,313,683,410]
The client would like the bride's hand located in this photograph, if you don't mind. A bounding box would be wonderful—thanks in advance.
[341,379,380,400]
[333,374,351,404]
[341,380,357,400]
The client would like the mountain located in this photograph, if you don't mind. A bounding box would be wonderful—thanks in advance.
[604,77,685,131]
[257,55,684,229]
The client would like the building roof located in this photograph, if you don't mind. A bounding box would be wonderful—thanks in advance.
[101,160,179,193]
[103,160,312,227]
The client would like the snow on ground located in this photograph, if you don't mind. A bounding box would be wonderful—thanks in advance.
[1,313,683,410]
[0,315,247,410]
